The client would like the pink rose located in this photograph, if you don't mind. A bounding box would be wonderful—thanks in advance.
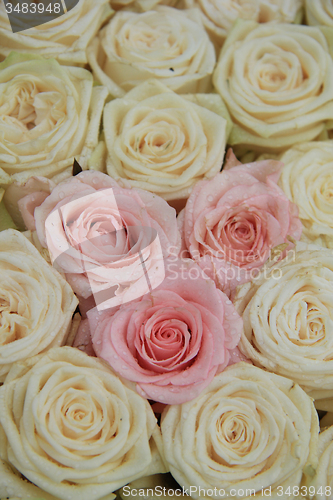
[34,171,180,307]
[178,150,302,296]
[90,259,243,405]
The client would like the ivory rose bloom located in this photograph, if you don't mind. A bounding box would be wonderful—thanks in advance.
[161,362,319,500]
[213,21,333,153]
[103,80,229,203]
[308,426,333,500]
[279,141,333,249]
[90,259,243,405]
[0,0,113,65]
[0,229,78,382]
[178,152,302,296]
[184,0,303,50]
[87,7,216,97]
[0,347,166,500]
[34,170,180,303]
[233,246,333,408]
[305,0,333,27]
[0,52,108,186]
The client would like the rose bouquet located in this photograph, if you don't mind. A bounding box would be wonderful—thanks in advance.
[1,3,333,500]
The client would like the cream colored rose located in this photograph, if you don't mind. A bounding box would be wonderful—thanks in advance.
[0,347,166,500]
[305,0,333,27]
[279,142,333,249]
[0,52,108,187]
[213,21,333,154]
[103,80,229,202]
[307,426,333,500]
[184,0,303,50]
[233,247,333,408]
[87,6,216,97]
[161,362,318,500]
[0,0,113,66]
[0,229,78,382]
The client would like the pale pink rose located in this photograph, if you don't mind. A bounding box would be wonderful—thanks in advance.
[178,150,302,296]
[34,171,180,305]
[90,259,243,405]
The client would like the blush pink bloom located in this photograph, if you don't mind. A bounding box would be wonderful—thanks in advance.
[178,150,302,296]
[34,171,180,302]
[89,259,243,405]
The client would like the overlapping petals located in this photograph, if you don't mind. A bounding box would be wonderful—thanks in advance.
[0,229,78,382]
[34,170,180,302]
[308,426,333,500]
[178,152,302,296]
[213,21,333,153]
[161,362,318,499]
[0,347,165,500]
[279,141,333,249]
[0,52,108,188]
[90,259,242,404]
[234,247,333,406]
[103,80,228,203]
[305,0,333,27]
[87,7,216,97]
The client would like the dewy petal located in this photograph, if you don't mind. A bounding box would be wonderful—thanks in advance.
[90,259,242,405]
[181,156,302,296]
[34,170,180,300]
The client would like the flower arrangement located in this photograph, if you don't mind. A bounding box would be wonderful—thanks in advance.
[1,2,333,499]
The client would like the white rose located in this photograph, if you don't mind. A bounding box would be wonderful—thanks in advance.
[0,347,166,500]
[87,6,216,97]
[278,141,333,249]
[0,229,78,382]
[184,0,303,50]
[0,52,108,187]
[213,21,333,154]
[305,0,333,27]
[0,0,113,66]
[103,80,229,203]
[233,247,333,409]
[308,426,333,500]
[161,362,318,500]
